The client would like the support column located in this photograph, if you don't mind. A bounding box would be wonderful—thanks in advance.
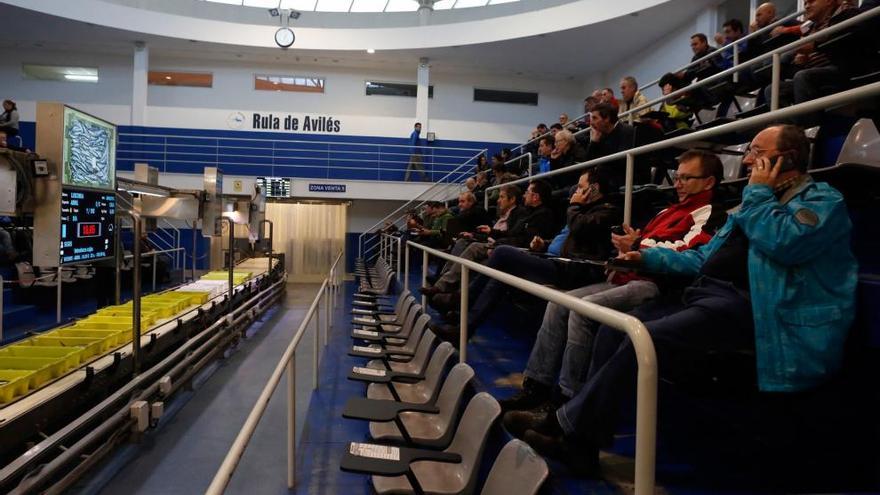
[695,7,718,40]
[416,58,430,135]
[131,41,148,126]
[417,0,434,26]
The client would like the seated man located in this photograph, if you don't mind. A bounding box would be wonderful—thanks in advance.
[428,169,621,342]
[533,135,554,175]
[618,76,652,124]
[549,130,587,188]
[584,103,638,189]
[454,191,491,233]
[415,201,454,249]
[422,180,557,296]
[502,149,727,412]
[506,125,857,475]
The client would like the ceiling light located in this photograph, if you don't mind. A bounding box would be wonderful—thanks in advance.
[64,74,98,82]
[165,75,172,80]
[366,48,375,54]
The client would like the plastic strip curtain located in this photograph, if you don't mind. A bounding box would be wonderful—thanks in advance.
[266,202,347,281]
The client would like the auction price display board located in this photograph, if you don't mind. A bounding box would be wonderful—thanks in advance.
[256,177,291,198]
[59,187,116,264]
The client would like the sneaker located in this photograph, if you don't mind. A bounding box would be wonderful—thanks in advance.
[502,409,548,438]
[428,321,461,347]
[429,292,460,312]
[418,286,442,297]
[499,378,552,412]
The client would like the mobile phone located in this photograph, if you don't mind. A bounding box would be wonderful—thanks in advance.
[778,153,797,173]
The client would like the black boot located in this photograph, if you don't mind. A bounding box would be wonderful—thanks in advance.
[499,377,552,413]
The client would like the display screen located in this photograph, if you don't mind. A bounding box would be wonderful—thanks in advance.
[62,106,117,191]
[60,187,116,264]
[256,177,291,198]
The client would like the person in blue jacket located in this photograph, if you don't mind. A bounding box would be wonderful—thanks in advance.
[504,124,857,475]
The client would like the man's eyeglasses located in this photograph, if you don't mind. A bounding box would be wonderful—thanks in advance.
[672,173,709,183]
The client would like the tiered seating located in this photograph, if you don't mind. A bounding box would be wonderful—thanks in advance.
[339,255,550,494]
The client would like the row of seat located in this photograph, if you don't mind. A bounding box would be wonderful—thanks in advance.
[340,256,549,495]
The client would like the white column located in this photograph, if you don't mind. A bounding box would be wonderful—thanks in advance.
[417,0,434,26]
[131,41,149,126]
[416,58,430,132]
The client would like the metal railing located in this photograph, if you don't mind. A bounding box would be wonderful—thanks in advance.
[485,79,880,225]
[118,132,485,183]
[376,233,403,281]
[205,249,344,494]
[357,148,487,258]
[124,247,187,292]
[405,241,658,495]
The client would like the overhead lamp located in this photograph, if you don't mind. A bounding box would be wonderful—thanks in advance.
[64,74,98,82]
[367,48,375,54]
[268,7,280,16]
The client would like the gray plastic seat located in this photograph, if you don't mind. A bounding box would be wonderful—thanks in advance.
[836,118,880,167]
[378,297,416,324]
[369,363,475,448]
[381,304,424,342]
[366,319,435,374]
[371,392,501,495]
[368,342,455,403]
[480,440,549,495]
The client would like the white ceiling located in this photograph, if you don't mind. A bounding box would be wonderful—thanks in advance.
[0,0,715,80]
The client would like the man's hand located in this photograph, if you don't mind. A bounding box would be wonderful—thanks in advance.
[748,155,782,187]
[714,32,725,45]
[476,225,491,234]
[461,232,474,239]
[590,127,603,143]
[569,187,588,205]
[749,20,758,33]
[771,26,785,37]
[611,225,641,253]
[793,53,807,65]
[619,251,642,262]
[530,236,546,252]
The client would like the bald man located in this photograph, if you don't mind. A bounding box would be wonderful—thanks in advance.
[751,2,777,32]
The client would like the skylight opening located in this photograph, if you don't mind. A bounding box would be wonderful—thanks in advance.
[203,0,520,13]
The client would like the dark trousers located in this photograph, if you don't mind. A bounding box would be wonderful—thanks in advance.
[556,277,755,445]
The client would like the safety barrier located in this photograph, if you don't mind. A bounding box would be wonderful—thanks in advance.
[405,241,658,495]
[205,249,344,494]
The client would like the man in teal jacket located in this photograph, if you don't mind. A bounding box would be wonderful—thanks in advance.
[504,125,857,474]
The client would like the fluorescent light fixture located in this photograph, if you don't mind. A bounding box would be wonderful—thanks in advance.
[64,74,99,82]
[366,48,375,54]
[126,189,167,198]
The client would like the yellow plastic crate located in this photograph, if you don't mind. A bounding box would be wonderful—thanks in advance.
[72,320,133,332]
[26,336,105,360]
[95,308,161,325]
[53,329,121,351]
[155,291,210,305]
[85,313,155,327]
[0,356,67,390]
[0,345,82,371]
[0,370,33,403]
[200,271,252,285]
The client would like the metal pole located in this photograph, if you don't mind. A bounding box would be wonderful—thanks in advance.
[221,218,234,317]
[404,241,410,293]
[286,359,296,488]
[770,53,781,111]
[323,286,330,346]
[312,312,319,390]
[152,252,157,292]
[115,216,121,304]
[56,266,62,323]
[421,250,428,308]
[624,154,635,227]
[130,212,142,376]
[192,220,198,283]
[459,266,468,363]
[396,237,402,282]
[732,43,740,84]
[261,220,274,276]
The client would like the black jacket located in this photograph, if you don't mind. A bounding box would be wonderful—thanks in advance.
[496,204,557,248]
[550,143,588,189]
[560,198,621,260]
[488,205,525,240]
[585,123,637,190]
[457,205,492,232]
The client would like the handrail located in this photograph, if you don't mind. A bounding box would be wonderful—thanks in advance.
[486,80,880,222]
[357,148,486,257]
[205,249,343,494]
[638,9,805,91]
[123,247,185,259]
[406,241,658,495]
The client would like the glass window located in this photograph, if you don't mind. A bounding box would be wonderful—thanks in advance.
[365,81,433,98]
[255,74,326,93]
[148,71,214,88]
[473,88,538,105]
[22,64,98,83]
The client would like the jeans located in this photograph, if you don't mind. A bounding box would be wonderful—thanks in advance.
[766,65,843,126]
[434,242,489,292]
[465,245,561,329]
[524,279,659,398]
[405,154,426,181]
[555,277,755,445]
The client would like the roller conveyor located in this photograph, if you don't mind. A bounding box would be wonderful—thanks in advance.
[0,256,285,494]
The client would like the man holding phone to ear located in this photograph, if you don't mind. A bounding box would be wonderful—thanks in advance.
[507,125,857,474]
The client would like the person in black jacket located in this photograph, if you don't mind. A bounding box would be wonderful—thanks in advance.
[550,130,588,189]
[454,191,492,233]
[429,170,620,342]
[584,103,640,190]
[424,181,556,295]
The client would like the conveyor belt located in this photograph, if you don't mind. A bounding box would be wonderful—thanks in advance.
[0,257,280,418]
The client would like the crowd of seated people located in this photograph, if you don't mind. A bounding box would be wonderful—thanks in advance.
[383,0,879,485]
[410,124,859,478]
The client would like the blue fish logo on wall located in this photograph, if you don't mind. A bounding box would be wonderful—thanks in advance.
[227,112,246,129]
